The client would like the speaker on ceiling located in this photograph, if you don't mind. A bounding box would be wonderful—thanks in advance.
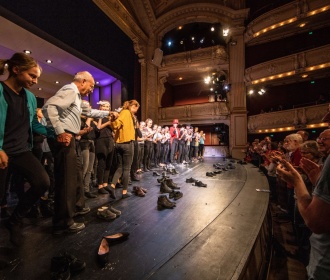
[152,48,163,67]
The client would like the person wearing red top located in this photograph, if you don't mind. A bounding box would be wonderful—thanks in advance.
[169,119,179,164]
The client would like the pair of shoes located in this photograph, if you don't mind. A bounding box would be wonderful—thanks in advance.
[98,187,108,194]
[169,191,183,200]
[193,181,207,188]
[5,220,23,247]
[153,171,161,176]
[97,232,130,267]
[122,192,132,199]
[206,172,216,177]
[157,195,176,210]
[97,207,117,221]
[51,252,85,279]
[84,191,97,199]
[132,186,147,197]
[73,207,90,217]
[53,222,85,235]
[186,177,197,183]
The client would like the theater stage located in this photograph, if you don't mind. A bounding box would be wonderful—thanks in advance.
[0,158,270,280]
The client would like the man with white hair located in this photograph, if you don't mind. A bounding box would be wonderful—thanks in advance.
[43,71,112,234]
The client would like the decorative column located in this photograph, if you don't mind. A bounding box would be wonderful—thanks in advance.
[228,28,247,159]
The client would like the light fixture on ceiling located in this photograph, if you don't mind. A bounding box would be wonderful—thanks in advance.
[301,74,308,78]
[211,26,215,32]
[55,81,60,84]
[248,89,254,95]
[258,88,266,95]
[46,59,53,64]
[23,50,32,54]
[222,28,229,37]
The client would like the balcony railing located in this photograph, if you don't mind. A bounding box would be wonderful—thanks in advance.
[248,103,329,133]
[158,101,230,125]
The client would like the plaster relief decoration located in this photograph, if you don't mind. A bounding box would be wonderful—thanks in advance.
[247,104,329,132]
[158,75,168,107]
[158,102,229,124]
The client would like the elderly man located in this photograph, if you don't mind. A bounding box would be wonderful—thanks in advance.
[42,71,111,234]
[277,128,330,279]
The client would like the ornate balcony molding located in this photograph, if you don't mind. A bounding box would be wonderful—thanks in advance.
[248,104,329,133]
[245,0,330,45]
[244,44,330,86]
[158,101,230,125]
[160,45,228,72]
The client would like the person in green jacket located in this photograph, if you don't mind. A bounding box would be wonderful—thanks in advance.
[0,52,50,246]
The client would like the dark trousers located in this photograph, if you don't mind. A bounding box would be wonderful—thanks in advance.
[49,137,83,229]
[0,151,49,224]
[111,142,134,191]
[170,139,179,163]
[162,142,170,163]
[95,137,115,185]
[130,140,138,177]
[137,143,144,169]
[143,141,153,169]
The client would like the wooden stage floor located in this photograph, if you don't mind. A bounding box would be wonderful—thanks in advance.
[0,158,270,280]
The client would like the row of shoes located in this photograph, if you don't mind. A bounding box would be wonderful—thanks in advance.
[97,206,121,221]
[185,177,207,188]
[132,186,147,197]
[97,232,130,267]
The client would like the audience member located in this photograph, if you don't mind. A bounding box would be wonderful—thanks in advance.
[276,129,330,279]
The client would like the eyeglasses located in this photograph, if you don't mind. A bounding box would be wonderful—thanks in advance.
[317,137,330,142]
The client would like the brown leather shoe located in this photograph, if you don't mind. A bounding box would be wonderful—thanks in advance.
[133,186,145,197]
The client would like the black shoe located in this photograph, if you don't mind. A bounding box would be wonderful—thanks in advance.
[97,238,109,267]
[51,252,85,278]
[206,172,215,177]
[26,204,42,218]
[98,188,108,194]
[84,192,97,199]
[53,222,85,235]
[104,232,130,245]
[194,181,207,188]
[157,195,175,210]
[122,192,132,199]
[105,186,117,199]
[50,256,70,280]
[73,207,90,217]
[186,177,197,183]
[153,171,160,176]
[169,191,183,200]
[5,220,23,247]
[39,199,55,218]
[213,170,222,174]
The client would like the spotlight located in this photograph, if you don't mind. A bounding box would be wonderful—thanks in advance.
[223,28,229,37]
[167,41,172,47]
[248,89,254,95]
